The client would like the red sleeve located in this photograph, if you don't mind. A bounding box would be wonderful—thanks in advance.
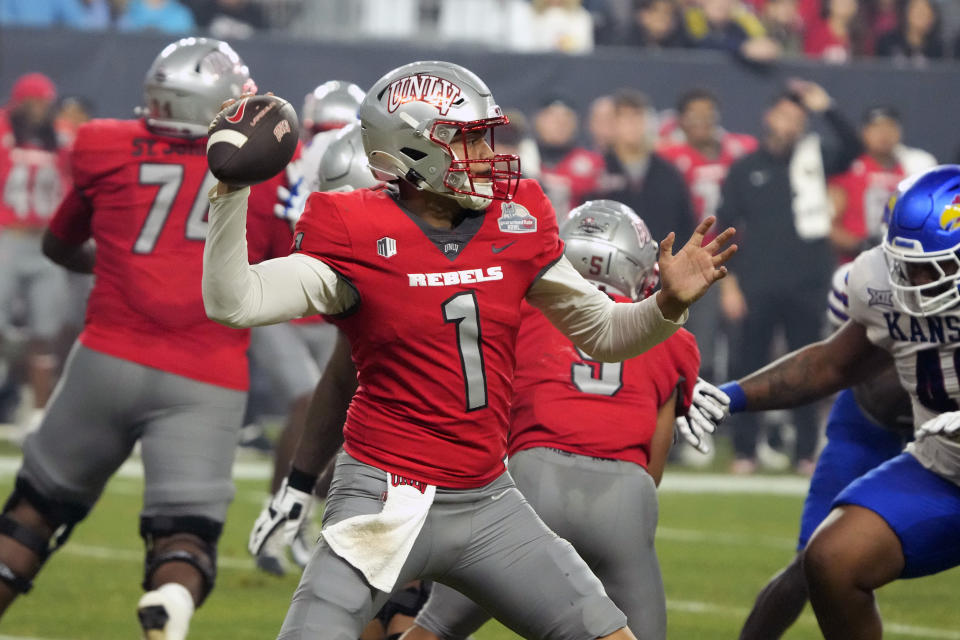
[670,329,701,415]
[293,191,355,276]
[47,186,93,245]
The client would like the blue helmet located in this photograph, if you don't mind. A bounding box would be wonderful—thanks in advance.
[883,164,960,315]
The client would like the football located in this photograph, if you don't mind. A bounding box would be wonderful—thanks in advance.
[206,94,299,187]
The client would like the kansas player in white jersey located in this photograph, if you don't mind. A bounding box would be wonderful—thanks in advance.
[716,165,960,640]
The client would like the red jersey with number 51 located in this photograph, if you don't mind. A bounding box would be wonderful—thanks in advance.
[294,180,564,488]
[47,118,293,390]
[509,299,700,469]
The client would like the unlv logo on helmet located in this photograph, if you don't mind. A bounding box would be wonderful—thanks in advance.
[386,74,463,116]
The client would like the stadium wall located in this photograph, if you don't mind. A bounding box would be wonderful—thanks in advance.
[2,27,958,161]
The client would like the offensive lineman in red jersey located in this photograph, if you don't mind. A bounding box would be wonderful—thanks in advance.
[0,39,294,640]
[202,60,736,640]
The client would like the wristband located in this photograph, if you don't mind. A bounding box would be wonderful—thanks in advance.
[718,381,746,413]
[287,467,319,493]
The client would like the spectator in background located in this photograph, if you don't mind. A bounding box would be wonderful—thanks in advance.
[529,0,595,53]
[684,0,782,62]
[0,73,72,435]
[804,0,870,62]
[76,0,114,28]
[717,80,861,475]
[500,109,542,181]
[876,0,944,64]
[118,0,196,33]
[760,0,805,55]
[54,96,94,146]
[534,98,604,214]
[829,106,936,261]
[182,0,267,39]
[0,0,86,27]
[623,0,691,48]
[867,0,898,38]
[587,95,616,153]
[659,88,755,384]
[587,90,694,245]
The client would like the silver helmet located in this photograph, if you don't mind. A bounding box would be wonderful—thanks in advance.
[141,37,256,139]
[317,122,382,192]
[358,60,520,210]
[302,80,365,134]
[561,200,659,301]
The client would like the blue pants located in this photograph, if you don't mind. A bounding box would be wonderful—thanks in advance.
[797,389,907,550]
[835,451,960,578]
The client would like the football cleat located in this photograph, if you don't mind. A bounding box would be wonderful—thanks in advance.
[137,583,194,640]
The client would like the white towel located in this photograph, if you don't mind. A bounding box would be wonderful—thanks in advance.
[322,473,436,592]
[790,133,833,241]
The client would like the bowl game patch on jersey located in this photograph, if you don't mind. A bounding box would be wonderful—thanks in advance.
[498,202,536,233]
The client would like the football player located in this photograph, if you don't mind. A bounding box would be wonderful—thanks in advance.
[399,199,701,640]
[716,165,960,639]
[0,38,294,640]
[202,60,735,640]
[0,72,72,432]
[738,264,912,639]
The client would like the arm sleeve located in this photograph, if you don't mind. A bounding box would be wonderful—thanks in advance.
[821,108,864,176]
[675,331,701,415]
[47,187,93,244]
[526,256,687,361]
[202,187,356,328]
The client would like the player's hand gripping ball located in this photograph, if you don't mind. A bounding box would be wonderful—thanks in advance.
[207,95,299,187]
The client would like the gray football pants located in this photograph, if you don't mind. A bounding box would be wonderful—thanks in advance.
[416,447,665,640]
[18,343,246,521]
[277,451,627,640]
[249,322,338,406]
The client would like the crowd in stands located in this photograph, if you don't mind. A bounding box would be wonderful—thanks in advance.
[3,0,960,66]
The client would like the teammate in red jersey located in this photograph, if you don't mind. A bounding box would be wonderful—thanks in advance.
[0,38,293,640]
[202,60,735,640]
[658,88,756,386]
[0,73,73,429]
[828,106,936,263]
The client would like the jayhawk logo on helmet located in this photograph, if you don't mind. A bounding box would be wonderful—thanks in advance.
[939,194,960,232]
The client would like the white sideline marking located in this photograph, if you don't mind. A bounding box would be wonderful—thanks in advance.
[0,456,811,495]
[658,526,796,550]
[0,635,62,640]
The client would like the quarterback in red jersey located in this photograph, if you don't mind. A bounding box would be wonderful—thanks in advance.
[403,200,700,640]
[0,73,73,426]
[0,39,292,640]
[203,60,735,640]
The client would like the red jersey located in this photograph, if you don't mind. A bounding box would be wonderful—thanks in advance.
[47,118,292,390]
[659,133,757,224]
[294,180,564,488]
[804,21,852,62]
[830,155,905,247]
[508,300,699,469]
[540,147,605,214]
[0,110,71,230]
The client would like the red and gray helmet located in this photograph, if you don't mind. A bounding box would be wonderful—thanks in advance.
[302,80,365,134]
[141,37,256,139]
[358,60,520,210]
[561,200,660,301]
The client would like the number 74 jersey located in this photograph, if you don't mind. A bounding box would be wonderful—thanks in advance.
[848,245,960,485]
[294,181,564,489]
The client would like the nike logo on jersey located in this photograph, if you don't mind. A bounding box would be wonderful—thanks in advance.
[491,241,515,254]
[490,489,511,501]
[884,311,960,344]
[408,266,503,287]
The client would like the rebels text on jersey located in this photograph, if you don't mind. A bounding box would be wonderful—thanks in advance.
[294,180,564,488]
[47,119,292,390]
[848,246,960,485]
[509,300,699,468]
[0,109,71,229]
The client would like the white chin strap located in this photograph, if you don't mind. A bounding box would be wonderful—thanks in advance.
[450,182,495,211]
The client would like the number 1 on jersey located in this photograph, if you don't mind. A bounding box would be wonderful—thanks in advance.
[442,291,488,411]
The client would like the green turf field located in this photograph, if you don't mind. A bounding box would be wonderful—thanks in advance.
[1,462,958,640]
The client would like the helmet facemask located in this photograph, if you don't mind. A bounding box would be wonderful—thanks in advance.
[883,240,960,316]
[430,118,520,210]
